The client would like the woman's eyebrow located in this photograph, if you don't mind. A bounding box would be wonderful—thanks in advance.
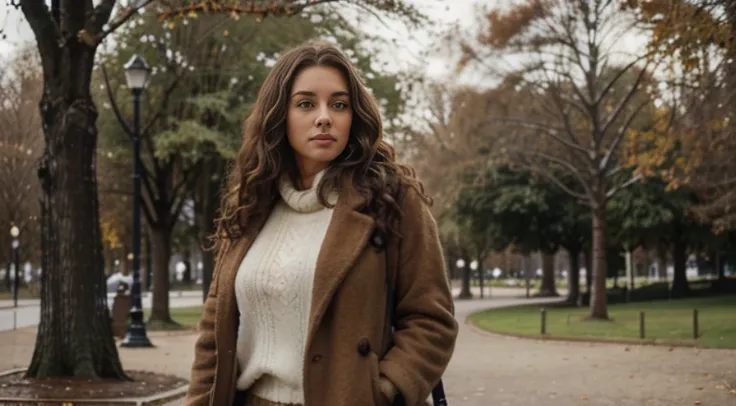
[291,90,349,98]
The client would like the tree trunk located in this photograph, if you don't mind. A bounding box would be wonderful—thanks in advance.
[671,224,690,298]
[194,158,224,302]
[103,244,111,277]
[538,252,559,297]
[182,248,192,285]
[716,250,725,281]
[588,207,609,320]
[26,90,126,378]
[144,229,153,291]
[565,249,581,305]
[5,259,11,291]
[657,244,668,281]
[148,227,176,327]
[458,264,473,299]
[121,242,130,276]
[584,248,592,294]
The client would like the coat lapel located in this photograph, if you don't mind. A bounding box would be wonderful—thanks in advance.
[307,182,375,345]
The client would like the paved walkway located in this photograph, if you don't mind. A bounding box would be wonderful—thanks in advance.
[0,289,734,405]
[0,291,204,331]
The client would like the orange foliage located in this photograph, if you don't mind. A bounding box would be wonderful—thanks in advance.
[477,0,546,49]
[158,0,418,22]
[625,107,710,191]
[629,0,732,72]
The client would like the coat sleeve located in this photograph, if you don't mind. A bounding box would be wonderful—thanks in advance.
[184,250,223,405]
[378,187,459,406]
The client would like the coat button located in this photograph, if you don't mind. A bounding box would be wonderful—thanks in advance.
[357,338,372,356]
[311,354,322,363]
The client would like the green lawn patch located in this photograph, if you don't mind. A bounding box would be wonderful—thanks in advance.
[0,287,39,301]
[144,306,203,330]
[468,295,736,349]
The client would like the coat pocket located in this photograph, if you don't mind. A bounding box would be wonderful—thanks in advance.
[369,352,392,406]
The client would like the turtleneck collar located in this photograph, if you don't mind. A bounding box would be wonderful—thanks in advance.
[278,169,337,213]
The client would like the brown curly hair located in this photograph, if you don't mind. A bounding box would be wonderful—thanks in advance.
[213,42,429,250]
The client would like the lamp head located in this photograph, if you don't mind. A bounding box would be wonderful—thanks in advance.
[124,54,152,90]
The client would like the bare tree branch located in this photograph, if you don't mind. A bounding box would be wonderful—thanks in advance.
[19,0,61,71]
[595,51,654,106]
[140,184,159,229]
[79,0,156,46]
[512,155,592,204]
[100,63,134,139]
[599,98,650,172]
[482,117,590,156]
[83,0,117,37]
[507,146,593,201]
[605,173,641,199]
[599,61,651,136]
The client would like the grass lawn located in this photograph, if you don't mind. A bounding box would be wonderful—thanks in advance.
[0,287,38,301]
[469,295,736,349]
[143,306,203,330]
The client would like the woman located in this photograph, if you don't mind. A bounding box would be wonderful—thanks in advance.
[185,42,458,406]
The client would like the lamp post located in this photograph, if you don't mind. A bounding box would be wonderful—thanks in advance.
[9,226,19,308]
[120,55,153,348]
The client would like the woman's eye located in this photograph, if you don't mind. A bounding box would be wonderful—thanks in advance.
[333,101,348,110]
[296,100,313,108]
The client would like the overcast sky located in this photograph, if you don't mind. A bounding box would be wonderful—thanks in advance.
[0,0,648,87]
[0,0,484,79]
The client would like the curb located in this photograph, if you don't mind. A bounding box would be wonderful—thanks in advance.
[0,368,26,378]
[0,305,34,311]
[464,310,702,349]
[0,368,189,405]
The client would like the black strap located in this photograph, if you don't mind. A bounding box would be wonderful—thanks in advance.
[378,230,448,406]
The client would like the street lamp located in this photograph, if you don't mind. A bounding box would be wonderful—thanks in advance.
[120,54,153,348]
[455,258,465,269]
[9,226,19,308]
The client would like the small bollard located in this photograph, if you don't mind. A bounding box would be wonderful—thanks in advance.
[693,309,699,339]
[13,310,17,330]
[540,308,547,335]
[639,311,645,339]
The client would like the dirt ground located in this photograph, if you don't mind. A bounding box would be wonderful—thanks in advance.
[1,289,734,406]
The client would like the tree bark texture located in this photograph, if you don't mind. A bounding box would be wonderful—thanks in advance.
[671,224,690,298]
[584,249,592,294]
[458,264,473,299]
[538,252,559,297]
[26,79,125,379]
[715,251,725,281]
[195,158,223,301]
[20,1,127,379]
[589,208,609,319]
[657,244,668,281]
[121,242,130,275]
[149,227,174,325]
[565,249,581,305]
[4,259,10,291]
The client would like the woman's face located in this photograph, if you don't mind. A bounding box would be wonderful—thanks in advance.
[286,65,352,179]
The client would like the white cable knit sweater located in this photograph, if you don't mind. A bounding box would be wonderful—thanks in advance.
[234,170,336,405]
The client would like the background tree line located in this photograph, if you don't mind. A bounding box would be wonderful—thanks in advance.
[409,0,736,320]
[2,0,736,381]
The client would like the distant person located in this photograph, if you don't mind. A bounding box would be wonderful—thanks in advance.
[185,42,458,406]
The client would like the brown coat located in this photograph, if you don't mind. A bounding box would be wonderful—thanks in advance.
[185,182,458,406]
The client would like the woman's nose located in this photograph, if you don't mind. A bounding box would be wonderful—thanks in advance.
[315,106,332,127]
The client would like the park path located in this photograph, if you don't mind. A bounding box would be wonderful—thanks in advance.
[0,288,734,405]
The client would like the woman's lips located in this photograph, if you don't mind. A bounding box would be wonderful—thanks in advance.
[310,134,336,145]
